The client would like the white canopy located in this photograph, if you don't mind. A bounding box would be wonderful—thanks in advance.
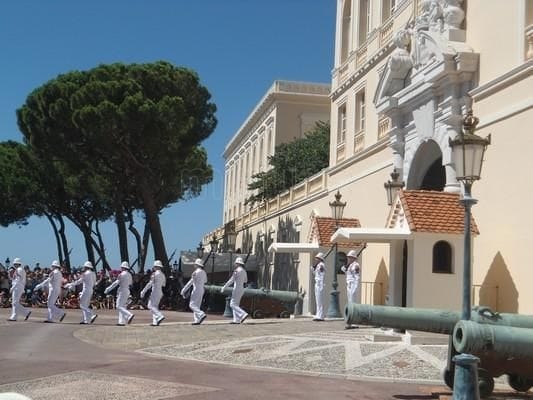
[331,227,411,243]
[268,242,320,254]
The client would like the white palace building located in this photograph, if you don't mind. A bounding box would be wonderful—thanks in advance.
[203,0,533,317]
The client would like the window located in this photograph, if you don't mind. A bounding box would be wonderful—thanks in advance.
[433,241,453,273]
[259,138,264,170]
[382,0,396,22]
[355,90,365,132]
[337,104,347,144]
[358,0,371,45]
[267,126,273,156]
[252,145,256,175]
[341,0,352,63]
[245,152,250,190]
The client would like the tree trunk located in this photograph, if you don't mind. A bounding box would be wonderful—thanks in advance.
[94,220,110,270]
[45,213,63,265]
[140,181,168,266]
[57,214,71,271]
[115,205,129,263]
[127,209,142,273]
[80,225,95,265]
[141,220,150,273]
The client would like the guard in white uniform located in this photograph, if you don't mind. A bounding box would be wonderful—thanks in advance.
[34,260,66,323]
[181,258,207,325]
[104,261,134,326]
[221,257,248,324]
[141,260,166,326]
[311,252,326,321]
[65,261,97,324]
[7,258,31,322]
[341,249,361,329]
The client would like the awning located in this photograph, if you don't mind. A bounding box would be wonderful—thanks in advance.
[331,227,411,243]
[267,242,320,254]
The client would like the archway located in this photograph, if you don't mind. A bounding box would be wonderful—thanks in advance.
[407,140,445,191]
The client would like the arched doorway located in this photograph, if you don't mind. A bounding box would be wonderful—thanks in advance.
[407,140,445,191]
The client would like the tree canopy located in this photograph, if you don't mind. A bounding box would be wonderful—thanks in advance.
[16,61,217,267]
[245,121,330,206]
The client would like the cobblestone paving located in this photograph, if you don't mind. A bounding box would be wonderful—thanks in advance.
[0,371,218,400]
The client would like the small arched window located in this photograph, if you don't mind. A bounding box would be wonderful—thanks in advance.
[433,241,453,274]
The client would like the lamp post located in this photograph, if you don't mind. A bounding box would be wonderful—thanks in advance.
[223,222,238,318]
[197,241,204,259]
[207,234,219,312]
[384,168,405,206]
[327,190,346,318]
[449,109,491,399]
[4,257,10,269]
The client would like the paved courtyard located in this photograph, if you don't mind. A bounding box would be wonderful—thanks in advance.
[0,308,530,399]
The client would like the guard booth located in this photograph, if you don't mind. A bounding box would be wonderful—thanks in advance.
[331,190,478,311]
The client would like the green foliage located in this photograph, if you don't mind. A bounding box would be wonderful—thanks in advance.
[245,120,330,206]
[0,141,38,226]
[16,61,218,262]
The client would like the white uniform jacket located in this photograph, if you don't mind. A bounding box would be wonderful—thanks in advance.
[66,270,96,294]
[222,266,248,299]
[35,269,63,293]
[180,268,207,298]
[105,270,132,295]
[141,270,166,297]
[11,266,26,291]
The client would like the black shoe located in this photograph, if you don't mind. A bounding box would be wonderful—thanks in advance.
[116,323,125,326]
[24,311,31,321]
[79,321,88,325]
[240,314,249,324]
[312,318,325,322]
[127,314,135,325]
[198,314,207,325]
[90,314,98,324]
[7,318,16,322]
[156,316,165,326]
[43,320,54,323]
[150,323,158,326]
[345,325,358,330]
[59,313,66,322]
[229,321,240,324]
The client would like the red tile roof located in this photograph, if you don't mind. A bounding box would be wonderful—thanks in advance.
[312,217,361,247]
[400,190,479,235]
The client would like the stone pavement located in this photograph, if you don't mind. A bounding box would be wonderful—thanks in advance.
[0,308,530,399]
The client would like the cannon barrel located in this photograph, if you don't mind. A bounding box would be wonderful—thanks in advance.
[453,320,533,359]
[345,304,533,334]
[204,285,303,304]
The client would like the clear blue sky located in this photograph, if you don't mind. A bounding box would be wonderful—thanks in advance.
[0,1,335,269]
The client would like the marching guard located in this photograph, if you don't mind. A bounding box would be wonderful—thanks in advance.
[180,258,207,325]
[140,260,166,326]
[221,256,248,324]
[7,258,31,322]
[104,261,134,326]
[34,260,66,323]
[64,261,98,324]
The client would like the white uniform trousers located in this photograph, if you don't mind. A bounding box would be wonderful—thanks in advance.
[116,290,133,325]
[47,289,64,321]
[189,288,205,323]
[230,289,247,323]
[79,289,95,323]
[314,283,325,320]
[10,286,30,320]
[148,291,164,325]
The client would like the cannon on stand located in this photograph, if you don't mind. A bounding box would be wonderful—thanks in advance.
[205,285,304,318]
[345,303,533,397]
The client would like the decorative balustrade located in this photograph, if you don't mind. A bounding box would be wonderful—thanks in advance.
[379,18,394,47]
[354,131,365,153]
[356,45,367,67]
[526,24,533,60]
[378,116,391,139]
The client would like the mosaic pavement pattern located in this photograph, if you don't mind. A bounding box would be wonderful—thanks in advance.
[0,371,218,400]
[140,330,448,383]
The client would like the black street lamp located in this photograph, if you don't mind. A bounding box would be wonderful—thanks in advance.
[449,108,491,399]
[197,241,204,258]
[209,234,219,284]
[384,168,405,206]
[327,190,346,318]
[223,221,238,318]
[4,257,10,269]
[207,234,219,312]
